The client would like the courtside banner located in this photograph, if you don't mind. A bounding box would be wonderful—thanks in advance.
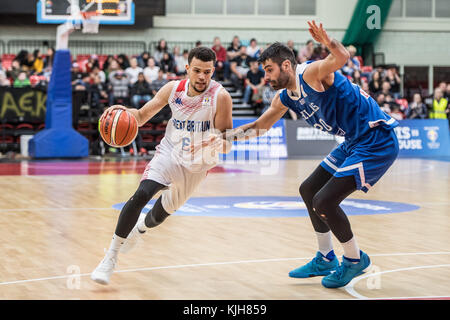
[0,87,47,121]
[285,119,341,157]
[394,119,450,157]
[221,118,287,161]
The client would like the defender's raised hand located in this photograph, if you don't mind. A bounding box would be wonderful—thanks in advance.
[307,20,332,47]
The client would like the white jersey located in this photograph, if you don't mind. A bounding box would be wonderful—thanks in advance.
[158,78,223,172]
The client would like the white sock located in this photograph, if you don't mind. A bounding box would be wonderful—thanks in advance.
[341,237,360,261]
[316,231,333,259]
[107,234,127,256]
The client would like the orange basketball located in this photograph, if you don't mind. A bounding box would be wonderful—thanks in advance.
[99,108,138,147]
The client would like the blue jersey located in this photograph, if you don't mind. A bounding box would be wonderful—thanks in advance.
[279,61,398,144]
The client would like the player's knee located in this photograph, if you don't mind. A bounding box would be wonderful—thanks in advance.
[299,180,313,201]
[131,187,153,207]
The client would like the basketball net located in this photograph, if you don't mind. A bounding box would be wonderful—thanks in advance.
[81,12,100,34]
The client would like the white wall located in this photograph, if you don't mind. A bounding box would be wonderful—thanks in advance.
[375,17,450,66]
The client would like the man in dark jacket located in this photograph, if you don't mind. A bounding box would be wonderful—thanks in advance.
[130,72,152,108]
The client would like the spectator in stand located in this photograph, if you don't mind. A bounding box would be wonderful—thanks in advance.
[243,59,265,106]
[385,94,402,116]
[381,81,393,97]
[352,69,363,86]
[227,35,241,62]
[375,93,390,114]
[389,104,404,121]
[150,70,168,96]
[246,38,262,59]
[211,36,228,81]
[43,47,55,70]
[230,45,251,93]
[108,70,129,105]
[287,40,299,62]
[172,46,183,73]
[346,45,361,69]
[261,83,277,114]
[88,73,109,110]
[7,60,22,81]
[102,55,114,73]
[405,93,428,119]
[429,87,449,119]
[386,66,401,99]
[438,81,447,95]
[445,83,450,101]
[342,59,357,77]
[0,70,11,87]
[107,59,122,82]
[369,71,382,95]
[174,49,189,76]
[130,72,152,108]
[84,54,100,74]
[154,39,169,64]
[137,51,150,69]
[159,52,176,75]
[195,40,202,48]
[71,62,89,127]
[117,54,130,70]
[311,43,329,61]
[298,40,314,63]
[15,50,29,67]
[125,57,143,85]
[71,62,88,89]
[32,49,44,74]
[91,65,106,84]
[361,81,371,96]
[22,52,35,72]
[143,57,160,83]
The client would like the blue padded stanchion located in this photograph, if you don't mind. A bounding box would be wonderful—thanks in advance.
[29,49,89,158]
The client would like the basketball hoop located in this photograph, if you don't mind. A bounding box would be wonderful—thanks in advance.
[81,12,100,34]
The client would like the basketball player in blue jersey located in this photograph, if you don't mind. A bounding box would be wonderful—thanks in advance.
[207,21,399,288]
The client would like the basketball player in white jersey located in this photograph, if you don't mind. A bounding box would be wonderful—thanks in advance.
[91,47,233,285]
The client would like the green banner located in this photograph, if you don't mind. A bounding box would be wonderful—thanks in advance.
[342,0,393,59]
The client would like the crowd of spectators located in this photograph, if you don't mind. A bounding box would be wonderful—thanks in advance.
[1,37,449,131]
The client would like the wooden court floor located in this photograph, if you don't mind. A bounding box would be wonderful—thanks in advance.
[0,158,449,300]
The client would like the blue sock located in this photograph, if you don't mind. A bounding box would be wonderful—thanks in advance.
[323,250,336,262]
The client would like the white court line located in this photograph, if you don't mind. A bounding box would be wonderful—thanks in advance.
[1,251,450,288]
[345,264,450,299]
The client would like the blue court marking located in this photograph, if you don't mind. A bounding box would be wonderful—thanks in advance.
[112,196,419,218]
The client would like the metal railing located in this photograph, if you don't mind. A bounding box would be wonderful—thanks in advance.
[6,40,146,56]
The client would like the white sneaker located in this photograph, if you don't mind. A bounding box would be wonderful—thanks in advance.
[91,252,117,285]
[120,214,147,254]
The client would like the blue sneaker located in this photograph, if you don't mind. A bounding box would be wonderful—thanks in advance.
[321,251,371,288]
[289,251,339,278]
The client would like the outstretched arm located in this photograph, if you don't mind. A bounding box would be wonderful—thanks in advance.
[191,91,288,154]
[303,20,350,83]
[101,81,175,127]
[223,92,288,142]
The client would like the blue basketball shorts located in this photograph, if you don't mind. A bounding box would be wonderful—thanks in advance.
[320,128,399,193]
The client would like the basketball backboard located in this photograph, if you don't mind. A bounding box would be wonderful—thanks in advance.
[37,0,134,25]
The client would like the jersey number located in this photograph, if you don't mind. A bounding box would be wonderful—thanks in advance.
[313,119,333,132]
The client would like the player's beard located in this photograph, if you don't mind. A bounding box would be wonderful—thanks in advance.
[270,71,290,90]
[192,81,208,93]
